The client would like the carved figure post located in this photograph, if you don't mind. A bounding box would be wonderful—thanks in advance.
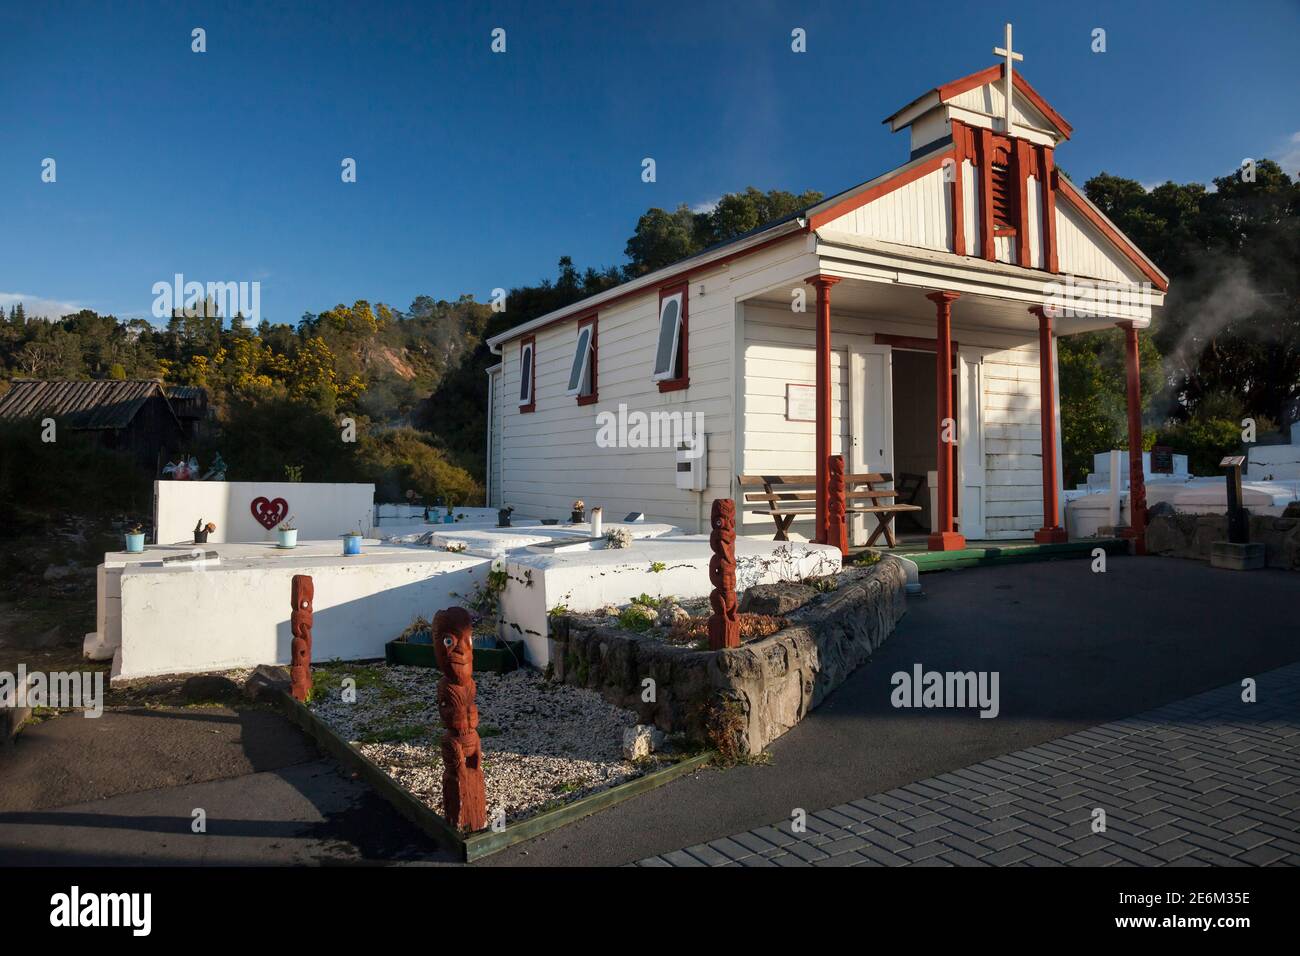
[433,606,487,831]
[828,455,849,555]
[290,575,314,702]
[708,498,740,650]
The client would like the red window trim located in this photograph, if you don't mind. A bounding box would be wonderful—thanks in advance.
[657,282,689,392]
[518,335,536,413]
[576,314,598,406]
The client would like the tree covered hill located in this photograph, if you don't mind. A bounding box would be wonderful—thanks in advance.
[1,169,1295,500]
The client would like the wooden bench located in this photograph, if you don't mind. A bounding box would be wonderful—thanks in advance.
[737,473,923,547]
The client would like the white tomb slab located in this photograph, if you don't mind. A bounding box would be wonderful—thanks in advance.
[496,536,842,667]
[109,540,492,682]
[427,521,678,556]
[97,525,842,682]
[1247,424,1300,480]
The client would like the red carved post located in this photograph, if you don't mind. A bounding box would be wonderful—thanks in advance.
[433,606,487,831]
[290,575,314,702]
[827,455,848,555]
[708,498,740,650]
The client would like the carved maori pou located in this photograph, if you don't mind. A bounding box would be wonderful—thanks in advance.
[708,498,740,651]
[828,454,849,555]
[433,606,487,832]
[290,575,314,702]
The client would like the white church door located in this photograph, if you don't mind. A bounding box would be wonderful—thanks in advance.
[957,348,990,540]
[849,344,894,547]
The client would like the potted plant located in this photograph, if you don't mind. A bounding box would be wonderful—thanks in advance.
[497,505,514,528]
[571,499,586,523]
[192,519,216,544]
[341,527,363,555]
[444,497,456,524]
[124,523,146,553]
[277,516,298,549]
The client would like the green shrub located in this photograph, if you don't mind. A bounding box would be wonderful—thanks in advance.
[618,604,657,632]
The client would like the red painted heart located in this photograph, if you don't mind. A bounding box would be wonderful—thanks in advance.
[251,496,289,530]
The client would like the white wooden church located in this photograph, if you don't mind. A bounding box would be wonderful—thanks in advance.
[484,26,1168,552]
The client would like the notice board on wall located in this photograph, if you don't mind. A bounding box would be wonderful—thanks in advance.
[786,383,816,422]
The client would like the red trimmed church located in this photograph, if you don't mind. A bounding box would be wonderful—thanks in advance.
[484,25,1167,552]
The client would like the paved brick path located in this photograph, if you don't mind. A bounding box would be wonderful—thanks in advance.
[638,663,1300,867]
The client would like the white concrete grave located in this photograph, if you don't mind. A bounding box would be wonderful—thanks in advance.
[426,521,678,557]
[94,523,843,683]
[106,539,492,681]
[496,535,842,667]
[153,480,376,544]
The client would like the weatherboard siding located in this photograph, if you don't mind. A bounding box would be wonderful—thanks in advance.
[738,303,1042,540]
[496,265,736,532]
[1055,198,1145,286]
[820,166,953,254]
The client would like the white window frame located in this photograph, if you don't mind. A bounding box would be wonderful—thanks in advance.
[566,325,594,397]
[652,291,684,381]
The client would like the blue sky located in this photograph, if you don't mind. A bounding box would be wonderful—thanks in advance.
[2,0,1296,323]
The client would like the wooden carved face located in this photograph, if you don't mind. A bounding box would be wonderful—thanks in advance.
[433,607,474,682]
[291,575,314,623]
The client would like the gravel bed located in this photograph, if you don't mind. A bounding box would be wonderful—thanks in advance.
[307,663,652,823]
[566,595,792,647]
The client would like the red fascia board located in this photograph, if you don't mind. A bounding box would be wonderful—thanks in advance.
[492,230,803,348]
[935,65,1072,140]
[1012,72,1073,139]
[808,150,955,230]
[937,65,1002,103]
[1055,177,1168,291]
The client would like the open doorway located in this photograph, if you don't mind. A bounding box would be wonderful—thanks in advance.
[890,350,937,532]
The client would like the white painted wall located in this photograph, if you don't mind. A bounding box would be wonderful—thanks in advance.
[821,165,953,254]
[740,310,851,538]
[115,551,490,680]
[494,235,813,532]
[739,304,1041,540]
[981,342,1045,537]
[488,365,503,508]
[153,481,375,544]
[497,537,842,666]
[1055,199,1145,285]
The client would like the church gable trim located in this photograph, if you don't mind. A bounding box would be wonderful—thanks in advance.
[806,149,955,230]
[1055,177,1170,291]
[889,65,1073,141]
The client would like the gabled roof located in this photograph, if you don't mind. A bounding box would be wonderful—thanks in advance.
[884,65,1073,140]
[0,379,176,429]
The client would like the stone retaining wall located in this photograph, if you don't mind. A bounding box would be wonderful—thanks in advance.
[549,557,908,755]
[1146,509,1300,570]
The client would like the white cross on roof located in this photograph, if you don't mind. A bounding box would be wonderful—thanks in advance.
[993,22,1023,133]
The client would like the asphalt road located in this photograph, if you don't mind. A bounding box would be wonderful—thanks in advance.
[480,556,1300,865]
[0,704,454,865]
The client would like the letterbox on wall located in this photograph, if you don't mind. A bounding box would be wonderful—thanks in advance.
[675,433,707,491]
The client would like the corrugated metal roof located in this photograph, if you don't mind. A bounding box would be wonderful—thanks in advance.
[0,379,168,429]
[165,386,206,400]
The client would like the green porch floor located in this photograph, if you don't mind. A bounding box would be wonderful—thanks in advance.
[855,537,1127,572]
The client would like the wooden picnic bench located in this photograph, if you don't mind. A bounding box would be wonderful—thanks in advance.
[737,472,922,547]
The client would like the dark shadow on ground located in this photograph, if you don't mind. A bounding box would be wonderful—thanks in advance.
[477,556,1300,866]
